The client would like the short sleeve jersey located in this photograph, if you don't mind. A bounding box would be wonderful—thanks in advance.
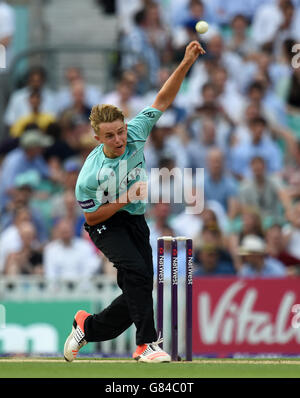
[75,107,162,216]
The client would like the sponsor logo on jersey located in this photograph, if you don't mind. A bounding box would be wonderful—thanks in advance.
[143,111,155,118]
[78,199,95,209]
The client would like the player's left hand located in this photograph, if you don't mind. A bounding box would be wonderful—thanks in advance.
[183,40,206,65]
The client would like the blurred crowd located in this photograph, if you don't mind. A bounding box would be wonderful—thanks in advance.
[1,0,300,280]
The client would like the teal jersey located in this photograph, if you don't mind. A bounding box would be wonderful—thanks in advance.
[75,106,163,216]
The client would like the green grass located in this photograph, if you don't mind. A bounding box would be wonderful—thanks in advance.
[0,358,300,378]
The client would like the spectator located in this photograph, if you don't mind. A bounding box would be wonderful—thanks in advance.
[120,8,160,87]
[177,52,217,111]
[63,158,82,190]
[148,156,192,214]
[172,18,201,60]
[187,83,234,151]
[250,47,291,93]
[44,218,101,281]
[171,192,229,240]
[51,188,84,237]
[182,0,208,26]
[238,156,290,224]
[4,66,57,128]
[172,0,209,56]
[204,147,239,218]
[273,37,296,86]
[187,33,244,101]
[193,236,236,277]
[251,0,300,48]
[142,66,187,117]
[0,1,15,67]
[56,66,102,110]
[0,206,31,273]
[227,205,265,271]
[102,73,142,121]
[246,77,288,128]
[44,118,81,162]
[273,0,300,57]
[229,116,283,179]
[265,223,300,274]
[148,201,172,248]
[194,220,225,250]
[229,205,265,242]
[142,1,173,65]
[225,14,257,57]
[167,0,213,28]
[0,171,49,241]
[144,113,189,171]
[115,0,143,34]
[0,129,53,211]
[281,67,300,140]
[232,99,294,162]
[4,221,43,275]
[208,65,246,124]
[238,234,287,277]
[77,130,99,162]
[203,0,255,26]
[61,79,91,126]
[126,60,152,95]
[10,89,56,137]
[231,101,261,147]
[281,140,300,202]
[186,117,219,170]
[157,115,190,169]
[282,201,300,259]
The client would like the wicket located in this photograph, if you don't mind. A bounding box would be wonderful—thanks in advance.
[157,236,193,361]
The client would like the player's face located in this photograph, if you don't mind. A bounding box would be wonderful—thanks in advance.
[95,119,128,158]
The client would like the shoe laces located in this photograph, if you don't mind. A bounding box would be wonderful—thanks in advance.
[150,332,164,350]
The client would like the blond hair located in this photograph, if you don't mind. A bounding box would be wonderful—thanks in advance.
[89,104,125,135]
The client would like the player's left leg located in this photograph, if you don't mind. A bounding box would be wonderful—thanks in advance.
[64,310,90,362]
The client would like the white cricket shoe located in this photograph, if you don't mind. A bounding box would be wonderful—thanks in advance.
[132,335,171,363]
[64,310,90,362]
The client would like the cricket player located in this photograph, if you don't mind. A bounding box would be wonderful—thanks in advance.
[64,41,205,363]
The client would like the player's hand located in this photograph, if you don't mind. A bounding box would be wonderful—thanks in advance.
[183,41,206,66]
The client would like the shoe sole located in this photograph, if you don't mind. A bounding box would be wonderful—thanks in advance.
[135,355,171,363]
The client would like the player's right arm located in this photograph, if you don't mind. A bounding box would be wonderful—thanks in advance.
[84,200,126,225]
[151,40,205,112]
[83,181,147,226]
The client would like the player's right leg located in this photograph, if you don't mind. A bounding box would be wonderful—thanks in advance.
[133,335,171,363]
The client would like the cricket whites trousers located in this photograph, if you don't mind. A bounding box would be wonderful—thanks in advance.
[83,211,157,346]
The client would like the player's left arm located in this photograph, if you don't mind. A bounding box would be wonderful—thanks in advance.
[151,41,205,112]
